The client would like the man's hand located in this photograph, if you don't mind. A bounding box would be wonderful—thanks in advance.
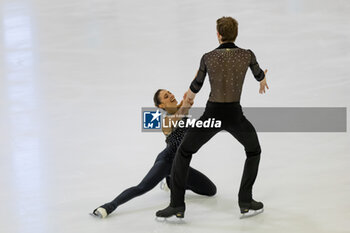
[259,69,269,94]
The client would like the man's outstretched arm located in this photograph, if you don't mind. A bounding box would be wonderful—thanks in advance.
[176,53,207,110]
[259,69,269,94]
[189,54,207,94]
[183,88,196,105]
[248,50,269,94]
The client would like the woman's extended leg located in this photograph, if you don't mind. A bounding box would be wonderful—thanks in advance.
[94,148,173,216]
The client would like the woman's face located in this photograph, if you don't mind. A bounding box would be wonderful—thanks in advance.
[158,89,178,110]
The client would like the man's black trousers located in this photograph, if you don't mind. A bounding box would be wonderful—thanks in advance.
[170,101,262,207]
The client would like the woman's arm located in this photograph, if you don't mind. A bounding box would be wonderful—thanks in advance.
[168,89,195,124]
[176,89,196,115]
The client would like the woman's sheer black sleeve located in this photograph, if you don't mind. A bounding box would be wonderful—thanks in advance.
[189,54,207,93]
[248,49,265,81]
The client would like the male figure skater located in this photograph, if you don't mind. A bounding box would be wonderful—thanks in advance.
[156,16,269,218]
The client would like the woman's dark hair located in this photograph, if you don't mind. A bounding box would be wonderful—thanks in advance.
[153,89,163,107]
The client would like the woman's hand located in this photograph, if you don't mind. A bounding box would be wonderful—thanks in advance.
[259,69,269,94]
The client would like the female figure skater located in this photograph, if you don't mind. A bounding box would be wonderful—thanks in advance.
[91,89,216,218]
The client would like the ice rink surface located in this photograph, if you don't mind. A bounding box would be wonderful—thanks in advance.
[0,0,349,232]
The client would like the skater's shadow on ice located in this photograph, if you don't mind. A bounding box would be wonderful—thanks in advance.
[106,205,157,218]
[103,195,218,222]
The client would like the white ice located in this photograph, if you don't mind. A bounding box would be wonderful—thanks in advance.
[0,0,349,233]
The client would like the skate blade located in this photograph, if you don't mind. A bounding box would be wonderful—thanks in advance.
[89,212,99,218]
[240,208,264,219]
[155,216,186,224]
[155,212,185,222]
[89,212,104,219]
[155,214,184,220]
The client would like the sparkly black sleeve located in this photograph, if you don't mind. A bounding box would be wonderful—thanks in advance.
[248,49,265,81]
[189,54,207,93]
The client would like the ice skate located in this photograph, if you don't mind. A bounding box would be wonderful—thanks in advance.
[155,205,185,219]
[90,207,108,218]
[239,199,264,219]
